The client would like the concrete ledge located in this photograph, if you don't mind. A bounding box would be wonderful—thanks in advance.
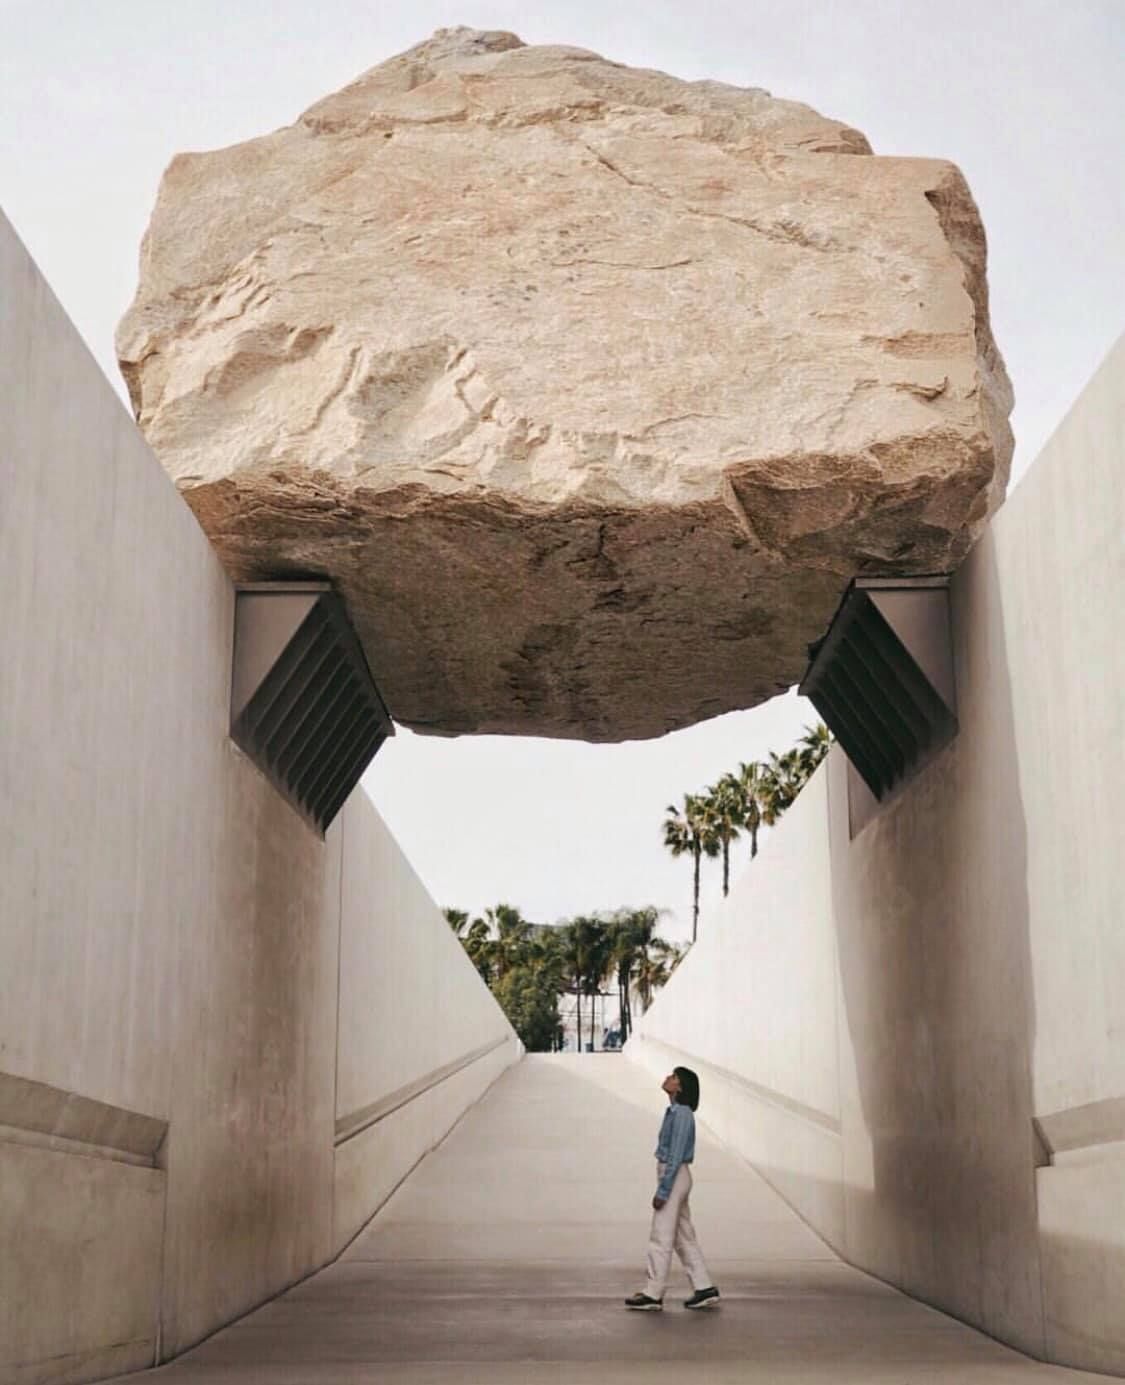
[0,1071,167,1167]
[1035,1096,1125,1160]
[334,1035,513,1147]
[333,1039,518,1249]
[631,1036,841,1134]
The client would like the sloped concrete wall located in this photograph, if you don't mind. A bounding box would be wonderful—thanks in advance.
[630,336,1125,1377]
[0,211,518,1385]
[333,791,519,1247]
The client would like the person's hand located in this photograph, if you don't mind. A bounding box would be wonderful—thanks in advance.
[652,1195,666,1210]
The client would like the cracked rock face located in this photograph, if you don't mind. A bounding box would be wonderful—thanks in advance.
[118,27,1013,741]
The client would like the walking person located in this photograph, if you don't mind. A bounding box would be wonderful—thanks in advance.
[625,1066,720,1311]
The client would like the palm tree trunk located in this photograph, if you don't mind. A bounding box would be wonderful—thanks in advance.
[751,821,759,859]
[692,844,701,942]
[722,837,730,896]
[575,984,582,1052]
[589,989,596,1050]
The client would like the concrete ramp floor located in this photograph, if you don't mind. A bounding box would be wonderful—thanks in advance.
[131,1055,1111,1384]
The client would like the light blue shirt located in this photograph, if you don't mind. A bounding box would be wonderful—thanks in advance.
[654,1100,695,1201]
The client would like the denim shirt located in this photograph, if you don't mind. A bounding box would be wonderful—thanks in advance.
[654,1100,696,1201]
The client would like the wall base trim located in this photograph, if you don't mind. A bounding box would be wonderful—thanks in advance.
[0,1071,166,1166]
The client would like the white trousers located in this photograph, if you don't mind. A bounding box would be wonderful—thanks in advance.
[644,1161,712,1298]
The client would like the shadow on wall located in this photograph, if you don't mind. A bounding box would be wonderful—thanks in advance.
[830,531,1044,1357]
[738,1154,1125,1376]
[1038,1224,1125,1375]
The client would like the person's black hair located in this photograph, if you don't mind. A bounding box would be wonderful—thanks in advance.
[674,1066,700,1111]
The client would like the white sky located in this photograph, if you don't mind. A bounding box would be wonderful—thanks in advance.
[3,1,1122,942]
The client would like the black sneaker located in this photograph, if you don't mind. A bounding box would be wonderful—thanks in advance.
[684,1286,720,1310]
[624,1292,664,1311]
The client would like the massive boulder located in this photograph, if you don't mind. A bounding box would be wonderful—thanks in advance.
[118,27,1012,741]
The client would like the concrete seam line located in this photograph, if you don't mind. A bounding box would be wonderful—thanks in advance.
[634,1037,842,1134]
[154,1109,172,1366]
[0,1071,168,1164]
[333,1034,512,1146]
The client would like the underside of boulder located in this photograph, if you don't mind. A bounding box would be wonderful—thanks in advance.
[117,27,1013,741]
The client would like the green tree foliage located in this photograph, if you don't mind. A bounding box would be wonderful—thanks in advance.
[633,938,683,1014]
[557,915,610,1051]
[727,760,767,860]
[661,722,832,932]
[444,907,469,936]
[557,909,682,1047]
[703,776,743,898]
[603,906,680,1038]
[486,903,532,980]
[797,722,832,777]
[492,951,565,1052]
[446,902,562,1051]
[448,904,682,1051]
[662,793,719,943]
[463,917,497,985]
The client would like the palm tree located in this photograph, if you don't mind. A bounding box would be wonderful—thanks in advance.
[662,793,718,942]
[527,925,566,998]
[486,903,532,980]
[462,917,496,984]
[727,761,766,861]
[444,907,470,937]
[749,727,831,835]
[797,721,832,777]
[633,939,684,1015]
[559,916,603,1051]
[557,922,582,1048]
[605,910,639,1042]
[610,906,669,1040]
[601,907,658,1044]
[759,748,805,823]
[583,921,616,1051]
[704,777,743,897]
[531,928,567,1051]
[604,913,631,1043]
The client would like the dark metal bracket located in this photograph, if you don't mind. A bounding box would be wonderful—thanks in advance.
[230,583,394,834]
[799,575,957,803]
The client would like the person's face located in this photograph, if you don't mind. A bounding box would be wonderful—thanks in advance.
[661,1071,681,1099]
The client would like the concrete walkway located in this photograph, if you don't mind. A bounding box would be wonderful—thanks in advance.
[137,1055,1111,1384]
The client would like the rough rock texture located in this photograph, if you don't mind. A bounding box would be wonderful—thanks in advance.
[118,27,1013,741]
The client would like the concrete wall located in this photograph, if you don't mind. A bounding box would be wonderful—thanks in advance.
[630,336,1125,1377]
[0,211,518,1385]
[333,792,517,1247]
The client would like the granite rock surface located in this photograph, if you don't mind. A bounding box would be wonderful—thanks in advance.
[118,27,1013,740]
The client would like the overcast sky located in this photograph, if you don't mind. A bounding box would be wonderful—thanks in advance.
[3,1,1122,941]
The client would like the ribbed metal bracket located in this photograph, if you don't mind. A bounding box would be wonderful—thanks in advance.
[799,576,957,802]
[230,583,394,834]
